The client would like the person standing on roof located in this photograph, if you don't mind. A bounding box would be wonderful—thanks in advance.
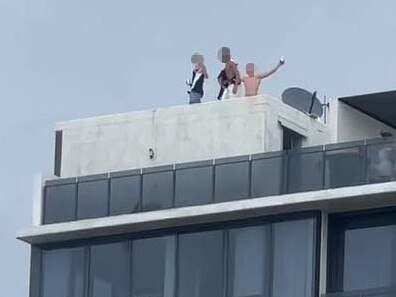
[216,68,228,100]
[217,47,242,100]
[242,57,285,97]
[188,53,209,104]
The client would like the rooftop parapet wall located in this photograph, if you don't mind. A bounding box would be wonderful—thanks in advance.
[56,95,330,177]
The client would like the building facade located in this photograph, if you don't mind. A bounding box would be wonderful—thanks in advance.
[18,93,396,297]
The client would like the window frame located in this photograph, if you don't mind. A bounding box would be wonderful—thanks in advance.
[32,211,321,297]
[327,207,396,293]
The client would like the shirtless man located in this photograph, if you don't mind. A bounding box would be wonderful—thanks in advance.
[242,58,285,97]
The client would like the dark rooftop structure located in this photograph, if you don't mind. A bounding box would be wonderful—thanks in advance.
[340,90,396,129]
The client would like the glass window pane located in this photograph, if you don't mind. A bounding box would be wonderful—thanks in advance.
[132,236,176,297]
[44,184,77,224]
[272,219,316,297]
[228,225,271,297]
[110,175,141,215]
[343,225,396,291]
[288,152,324,193]
[42,247,85,297]
[251,157,284,198]
[367,143,396,183]
[177,230,224,297]
[215,162,249,202]
[142,171,174,211]
[90,242,130,297]
[175,166,213,207]
[325,147,366,189]
[77,180,109,219]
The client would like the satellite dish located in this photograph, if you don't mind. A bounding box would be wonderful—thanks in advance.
[282,87,323,118]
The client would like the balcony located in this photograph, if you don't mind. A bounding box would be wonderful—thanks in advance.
[42,136,396,225]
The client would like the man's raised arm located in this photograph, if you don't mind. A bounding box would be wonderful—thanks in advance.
[258,60,284,79]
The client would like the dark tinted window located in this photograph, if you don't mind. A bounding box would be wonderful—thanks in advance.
[54,130,62,177]
[175,166,213,207]
[77,180,109,219]
[142,171,174,211]
[251,157,284,198]
[325,146,366,188]
[272,219,316,297]
[228,226,271,297]
[283,127,302,151]
[366,143,396,183]
[215,161,249,202]
[110,175,141,215]
[178,230,224,297]
[44,183,77,224]
[42,247,85,297]
[288,151,324,193]
[343,225,396,291]
[90,242,130,297]
[132,236,176,297]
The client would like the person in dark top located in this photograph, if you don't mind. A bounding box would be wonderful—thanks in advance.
[188,53,208,104]
[217,47,241,99]
[217,69,229,100]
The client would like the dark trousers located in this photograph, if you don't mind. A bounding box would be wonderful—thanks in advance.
[217,87,225,100]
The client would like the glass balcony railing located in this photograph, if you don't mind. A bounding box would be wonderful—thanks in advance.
[323,286,396,297]
[43,137,396,224]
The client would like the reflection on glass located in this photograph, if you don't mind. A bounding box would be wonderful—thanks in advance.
[132,236,176,297]
[44,183,77,224]
[367,144,396,183]
[110,175,141,215]
[178,230,224,297]
[77,180,109,219]
[228,225,271,297]
[42,247,85,297]
[251,157,284,197]
[288,152,324,193]
[175,166,213,207]
[325,147,366,188]
[90,242,130,297]
[272,219,316,297]
[142,171,174,211]
[215,162,249,202]
[344,225,396,291]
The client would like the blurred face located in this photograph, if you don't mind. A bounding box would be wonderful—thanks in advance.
[222,54,231,63]
[217,47,231,63]
[246,63,255,76]
[191,53,204,65]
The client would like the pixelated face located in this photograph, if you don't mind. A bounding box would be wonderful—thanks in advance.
[217,47,231,63]
[191,53,204,64]
[246,63,255,76]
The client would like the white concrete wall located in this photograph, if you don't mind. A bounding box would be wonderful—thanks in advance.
[268,97,329,149]
[56,95,330,177]
[336,100,396,142]
[54,95,396,178]
[32,173,44,226]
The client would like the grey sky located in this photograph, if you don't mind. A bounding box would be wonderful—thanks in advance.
[0,0,395,295]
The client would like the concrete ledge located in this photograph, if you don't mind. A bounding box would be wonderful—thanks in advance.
[56,95,329,177]
[17,181,396,245]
